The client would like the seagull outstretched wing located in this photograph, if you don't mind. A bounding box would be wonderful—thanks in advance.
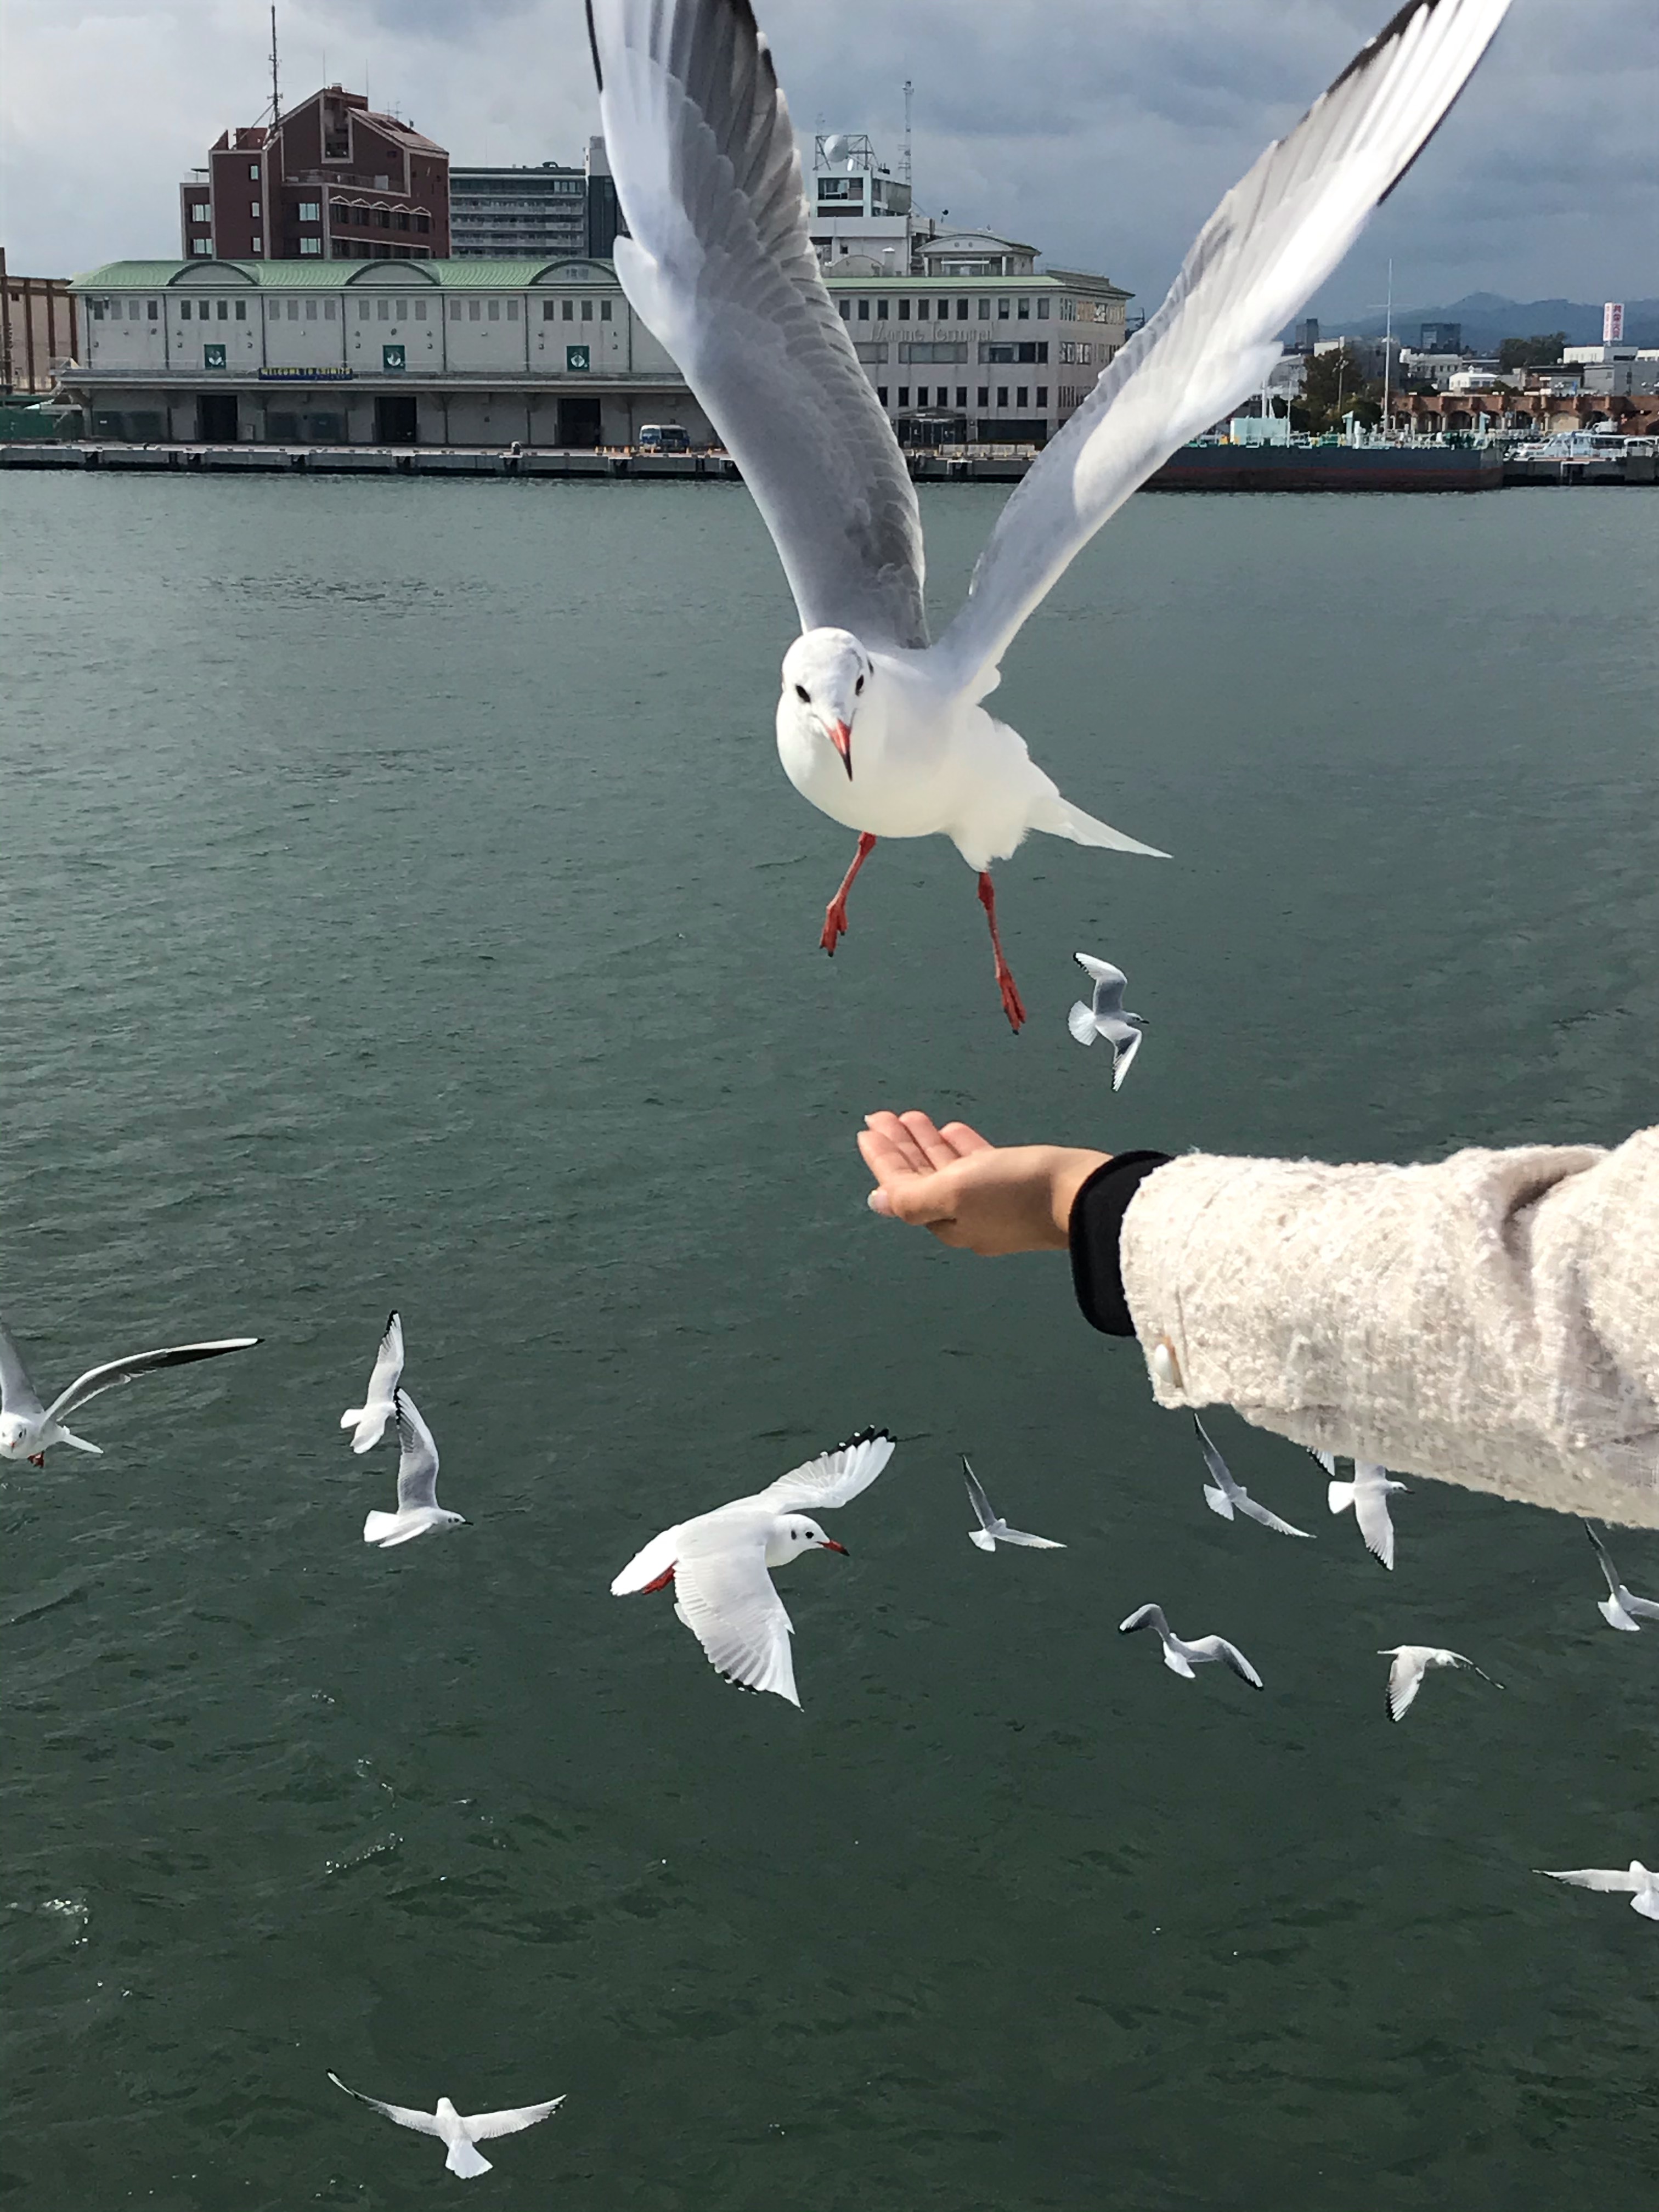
[42,1336,259,1425]
[588,0,927,650]
[0,1316,44,1418]
[672,1536,799,1704]
[326,2073,442,2137]
[465,2095,568,2140]
[929,0,1513,696]
[761,1427,895,1513]
[393,1391,441,1513]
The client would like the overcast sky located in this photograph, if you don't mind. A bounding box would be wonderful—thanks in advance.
[3,0,1654,312]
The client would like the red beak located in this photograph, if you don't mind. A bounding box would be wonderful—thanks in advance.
[827,719,853,778]
[819,1538,849,1555]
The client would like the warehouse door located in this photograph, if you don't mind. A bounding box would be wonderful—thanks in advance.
[558,396,602,449]
[375,394,419,444]
[195,393,239,442]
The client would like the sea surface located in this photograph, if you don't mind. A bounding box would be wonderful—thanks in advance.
[2,472,1656,2211]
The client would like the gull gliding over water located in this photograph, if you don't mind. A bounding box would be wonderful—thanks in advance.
[1329,1460,1407,1570]
[1067,956,1145,1088]
[1379,1645,1503,1722]
[1536,1863,1659,1922]
[1194,1415,1312,1538]
[327,2072,566,2177]
[588,0,1513,1026]
[1584,1521,1659,1632]
[362,1391,465,1547]
[341,1310,404,1455]
[611,1430,894,1705]
[1119,1603,1263,1690]
[0,1313,258,1467]
[963,1457,1065,1551]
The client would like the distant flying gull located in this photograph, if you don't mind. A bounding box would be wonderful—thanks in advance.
[1536,1863,1659,1923]
[611,1429,894,1706]
[327,2072,565,2179]
[1328,1459,1407,1570]
[1119,1602,1263,1689]
[363,1390,465,1547]
[1379,1645,1503,1722]
[1194,1415,1312,1538]
[0,1313,258,1468]
[587,0,1513,1027]
[1067,956,1146,1087]
[1583,1521,1659,1633]
[963,1456,1065,1551]
[341,1310,404,1455]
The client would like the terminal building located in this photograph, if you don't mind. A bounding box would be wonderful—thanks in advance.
[63,255,1129,452]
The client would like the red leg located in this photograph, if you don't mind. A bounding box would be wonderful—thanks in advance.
[820,831,878,955]
[977,872,1026,1032]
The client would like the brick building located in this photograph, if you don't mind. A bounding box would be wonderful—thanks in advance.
[179,86,449,264]
[2,253,78,392]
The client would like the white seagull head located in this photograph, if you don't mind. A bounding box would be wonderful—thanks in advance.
[781,627,872,781]
[766,1513,846,1567]
[0,1412,31,1458]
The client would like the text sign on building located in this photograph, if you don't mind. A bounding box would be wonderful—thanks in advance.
[383,344,406,371]
[1603,301,1624,343]
[204,343,227,369]
[566,345,590,372]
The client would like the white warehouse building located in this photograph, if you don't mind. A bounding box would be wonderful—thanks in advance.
[61,255,1130,450]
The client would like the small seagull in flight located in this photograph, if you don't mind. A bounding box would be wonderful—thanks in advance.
[327,2071,565,2178]
[341,1310,404,1454]
[962,1457,1065,1552]
[1379,1645,1503,1722]
[611,1429,894,1706]
[1583,1521,1659,1633]
[1119,1602,1263,1690]
[1066,955,1146,1087]
[363,1391,464,1547]
[1328,1459,1407,1570]
[1195,1416,1311,1538]
[0,1312,258,1467]
[1536,1862,1659,1923]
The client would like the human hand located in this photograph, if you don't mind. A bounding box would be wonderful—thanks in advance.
[857,1110,1109,1256]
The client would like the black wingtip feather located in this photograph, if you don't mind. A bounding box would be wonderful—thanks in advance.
[835,1426,896,1454]
[585,0,603,91]
[1322,0,1504,208]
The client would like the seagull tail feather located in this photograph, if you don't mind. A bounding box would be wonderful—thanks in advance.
[362,1510,400,1545]
[445,2137,493,2179]
[1327,1480,1356,1515]
[1033,793,1169,859]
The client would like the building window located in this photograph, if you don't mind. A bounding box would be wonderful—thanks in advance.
[977,298,990,320]
[956,297,969,320]
[325,299,337,319]
[450,300,461,319]
[191,202,210,222]
[898,298,910,321]
[1017,297,1030,320]
[415,214,430,233]
[898,386,909,405]
[876,297,889,321]
[251,201,261,220]
[469,299,481,320]
[252,237,262,255]
[877,386,888,404]
[600,300,612,321]
[249,162,260,179]
[147,299,159,320]
[376,208,391,229]
[180,300,193,320]
[1036,297,1050,319]
[300,237,321,256]
[377,298,390,321]
[978,385,989,406]
[302,298,316,320]
[1036,386,1048,405]
[298,202,320,222]
[857,298,870,321]
[997,297,1010,319]
[395,299,409,320]
[1059,298,1076,321]
[507,298,520,320]
[488,298,500,320]
[956,385,967,406]
[123,300,137,320]
[838,299,850,320]
[997,386,1008,406]
[192,239,212,256]
[579,298,591,320]
[216,298,228,319]
[542,300,556,321]
[395,211,409,230]
[1017,386,1028,407]
[414,300,427,320]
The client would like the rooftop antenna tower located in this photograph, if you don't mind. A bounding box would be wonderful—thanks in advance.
[902,80,913,187]
[268,5,281,126]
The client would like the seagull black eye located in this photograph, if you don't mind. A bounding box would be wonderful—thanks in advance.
[855,674,865,694]
[794,684,810,703]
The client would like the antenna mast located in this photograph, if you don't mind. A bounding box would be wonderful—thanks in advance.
[269,5,281,125]
[902,80,913,188]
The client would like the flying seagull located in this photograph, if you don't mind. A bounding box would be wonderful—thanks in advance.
[587,0,1513,1027]
[1194,1415,1312,1538]
[362,1390,465,1547]
[1536,1863,1659,1922]
[611,1429,894,1705]
[963,1456,1065,1551]
[1119,1602,1263,1689]
[1379,1645,1503,1722]
[1067,955,1146,1088]
[327,2072,565,2179]
[0,1312,258,1467]
[1583,1521,1659,1633]
[341,1310,404,1455]
[1328,1459,1407,1570]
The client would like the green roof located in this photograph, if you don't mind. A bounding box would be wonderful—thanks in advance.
[71,257,620,293]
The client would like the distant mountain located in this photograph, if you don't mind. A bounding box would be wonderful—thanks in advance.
[1305,294,1659,349]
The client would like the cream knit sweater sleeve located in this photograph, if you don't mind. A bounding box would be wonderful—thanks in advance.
[1118,1126,1659,1528]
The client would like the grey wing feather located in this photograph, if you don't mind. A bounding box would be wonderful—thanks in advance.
[928,0,1513,695]
[393,1389,441,1511]
[466,2096,567,2140]
[366,1311,405,1404]
[761,1427,896,1513]
[1584,1521,1626,1598]
[1118,1603,1166,1636]
[961,1458,1000,1534]
[326,2073,442,2137]
[1234,1492,1314,1540]
[672,1539,799,1704]
[1074,953,1127,1015]
[995,1526,1066,1550]
[1539,1867,1639,1894]
[1192,1635,1265,1689]
[0,1315,44,1417]
[43,1336,259,1424]
[1109,1026,1143,1092]
[1193,1414,1237,1496]
[589,0,927,648]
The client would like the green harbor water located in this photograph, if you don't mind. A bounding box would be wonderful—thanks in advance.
[2,473,1656,2210]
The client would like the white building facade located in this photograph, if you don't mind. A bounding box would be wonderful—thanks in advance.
[64,255,1130,450]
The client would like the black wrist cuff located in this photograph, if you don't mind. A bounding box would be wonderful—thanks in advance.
[1068,1151,1173,1336]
